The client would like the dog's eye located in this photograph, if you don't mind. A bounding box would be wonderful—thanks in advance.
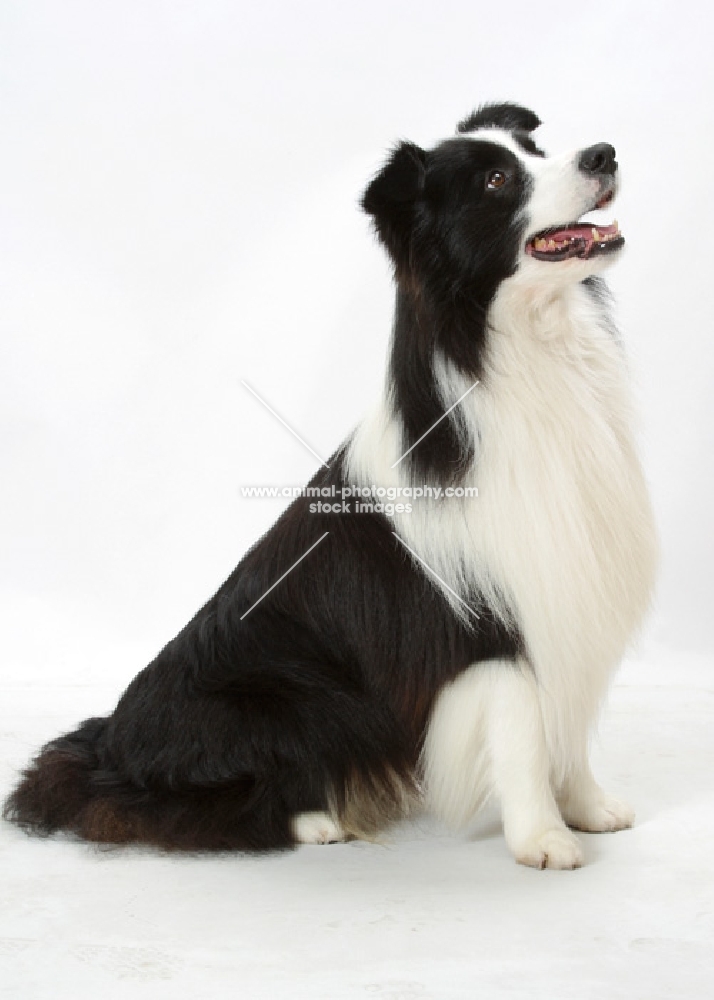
[486,170,507,191]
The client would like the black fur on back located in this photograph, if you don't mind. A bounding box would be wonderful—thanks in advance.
[4,452,521,850]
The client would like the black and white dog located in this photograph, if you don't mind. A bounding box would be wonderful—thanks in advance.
[5,103,657,868]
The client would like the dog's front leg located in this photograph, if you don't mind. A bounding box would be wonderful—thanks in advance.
[424,659,583,869]
[556,751,635,834]
[487,662,584,869]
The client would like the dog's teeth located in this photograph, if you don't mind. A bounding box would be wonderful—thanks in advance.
[592,228,600,241]
[548,239,556,249]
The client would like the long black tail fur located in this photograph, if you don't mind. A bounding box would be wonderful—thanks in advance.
[3,716,300,851]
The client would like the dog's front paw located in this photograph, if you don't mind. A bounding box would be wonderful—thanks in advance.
[291,811,345,845]
[511,826,584,870]
[562,793,635,833]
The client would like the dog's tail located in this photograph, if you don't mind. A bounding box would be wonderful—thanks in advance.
[3,717,117,838]
[3,717,293,851]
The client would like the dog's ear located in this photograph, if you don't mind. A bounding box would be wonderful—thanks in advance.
[361,141,427,263]
[457,102,541,135]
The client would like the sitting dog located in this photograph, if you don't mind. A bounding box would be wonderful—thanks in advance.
[4,103,657,868]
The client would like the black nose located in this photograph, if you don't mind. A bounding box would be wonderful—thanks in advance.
[578,143,617,175]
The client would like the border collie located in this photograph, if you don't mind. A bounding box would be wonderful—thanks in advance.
[4,103,657,869]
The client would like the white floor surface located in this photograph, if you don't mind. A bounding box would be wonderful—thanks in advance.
[1,650,713,999]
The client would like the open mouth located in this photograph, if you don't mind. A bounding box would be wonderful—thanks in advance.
[525,192,625,262]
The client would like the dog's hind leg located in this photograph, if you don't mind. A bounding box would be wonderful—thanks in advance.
[291,811,346,844]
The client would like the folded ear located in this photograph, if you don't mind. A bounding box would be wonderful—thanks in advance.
[457,102,541,135]
[361,141,427,263]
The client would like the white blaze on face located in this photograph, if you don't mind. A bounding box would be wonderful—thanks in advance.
[522,148,607,238]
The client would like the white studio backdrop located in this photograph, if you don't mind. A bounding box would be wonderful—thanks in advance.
[1,0,712,696]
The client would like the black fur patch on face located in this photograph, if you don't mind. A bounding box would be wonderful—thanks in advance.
[363,135,532,484]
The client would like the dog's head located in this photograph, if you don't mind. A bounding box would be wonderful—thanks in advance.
[362,102,623,296]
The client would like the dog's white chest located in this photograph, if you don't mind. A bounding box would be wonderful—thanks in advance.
[451,285,657,749]
[486,295,654,610]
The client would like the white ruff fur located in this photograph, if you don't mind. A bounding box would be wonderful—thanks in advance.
[346,263,658,863]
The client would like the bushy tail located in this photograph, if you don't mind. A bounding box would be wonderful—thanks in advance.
[3,718,112,838]
[3,717,295,851]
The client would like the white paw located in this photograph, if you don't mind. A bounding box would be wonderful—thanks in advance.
[512,826,584,870]
[291,811,345,845]
[562,793,635,833]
